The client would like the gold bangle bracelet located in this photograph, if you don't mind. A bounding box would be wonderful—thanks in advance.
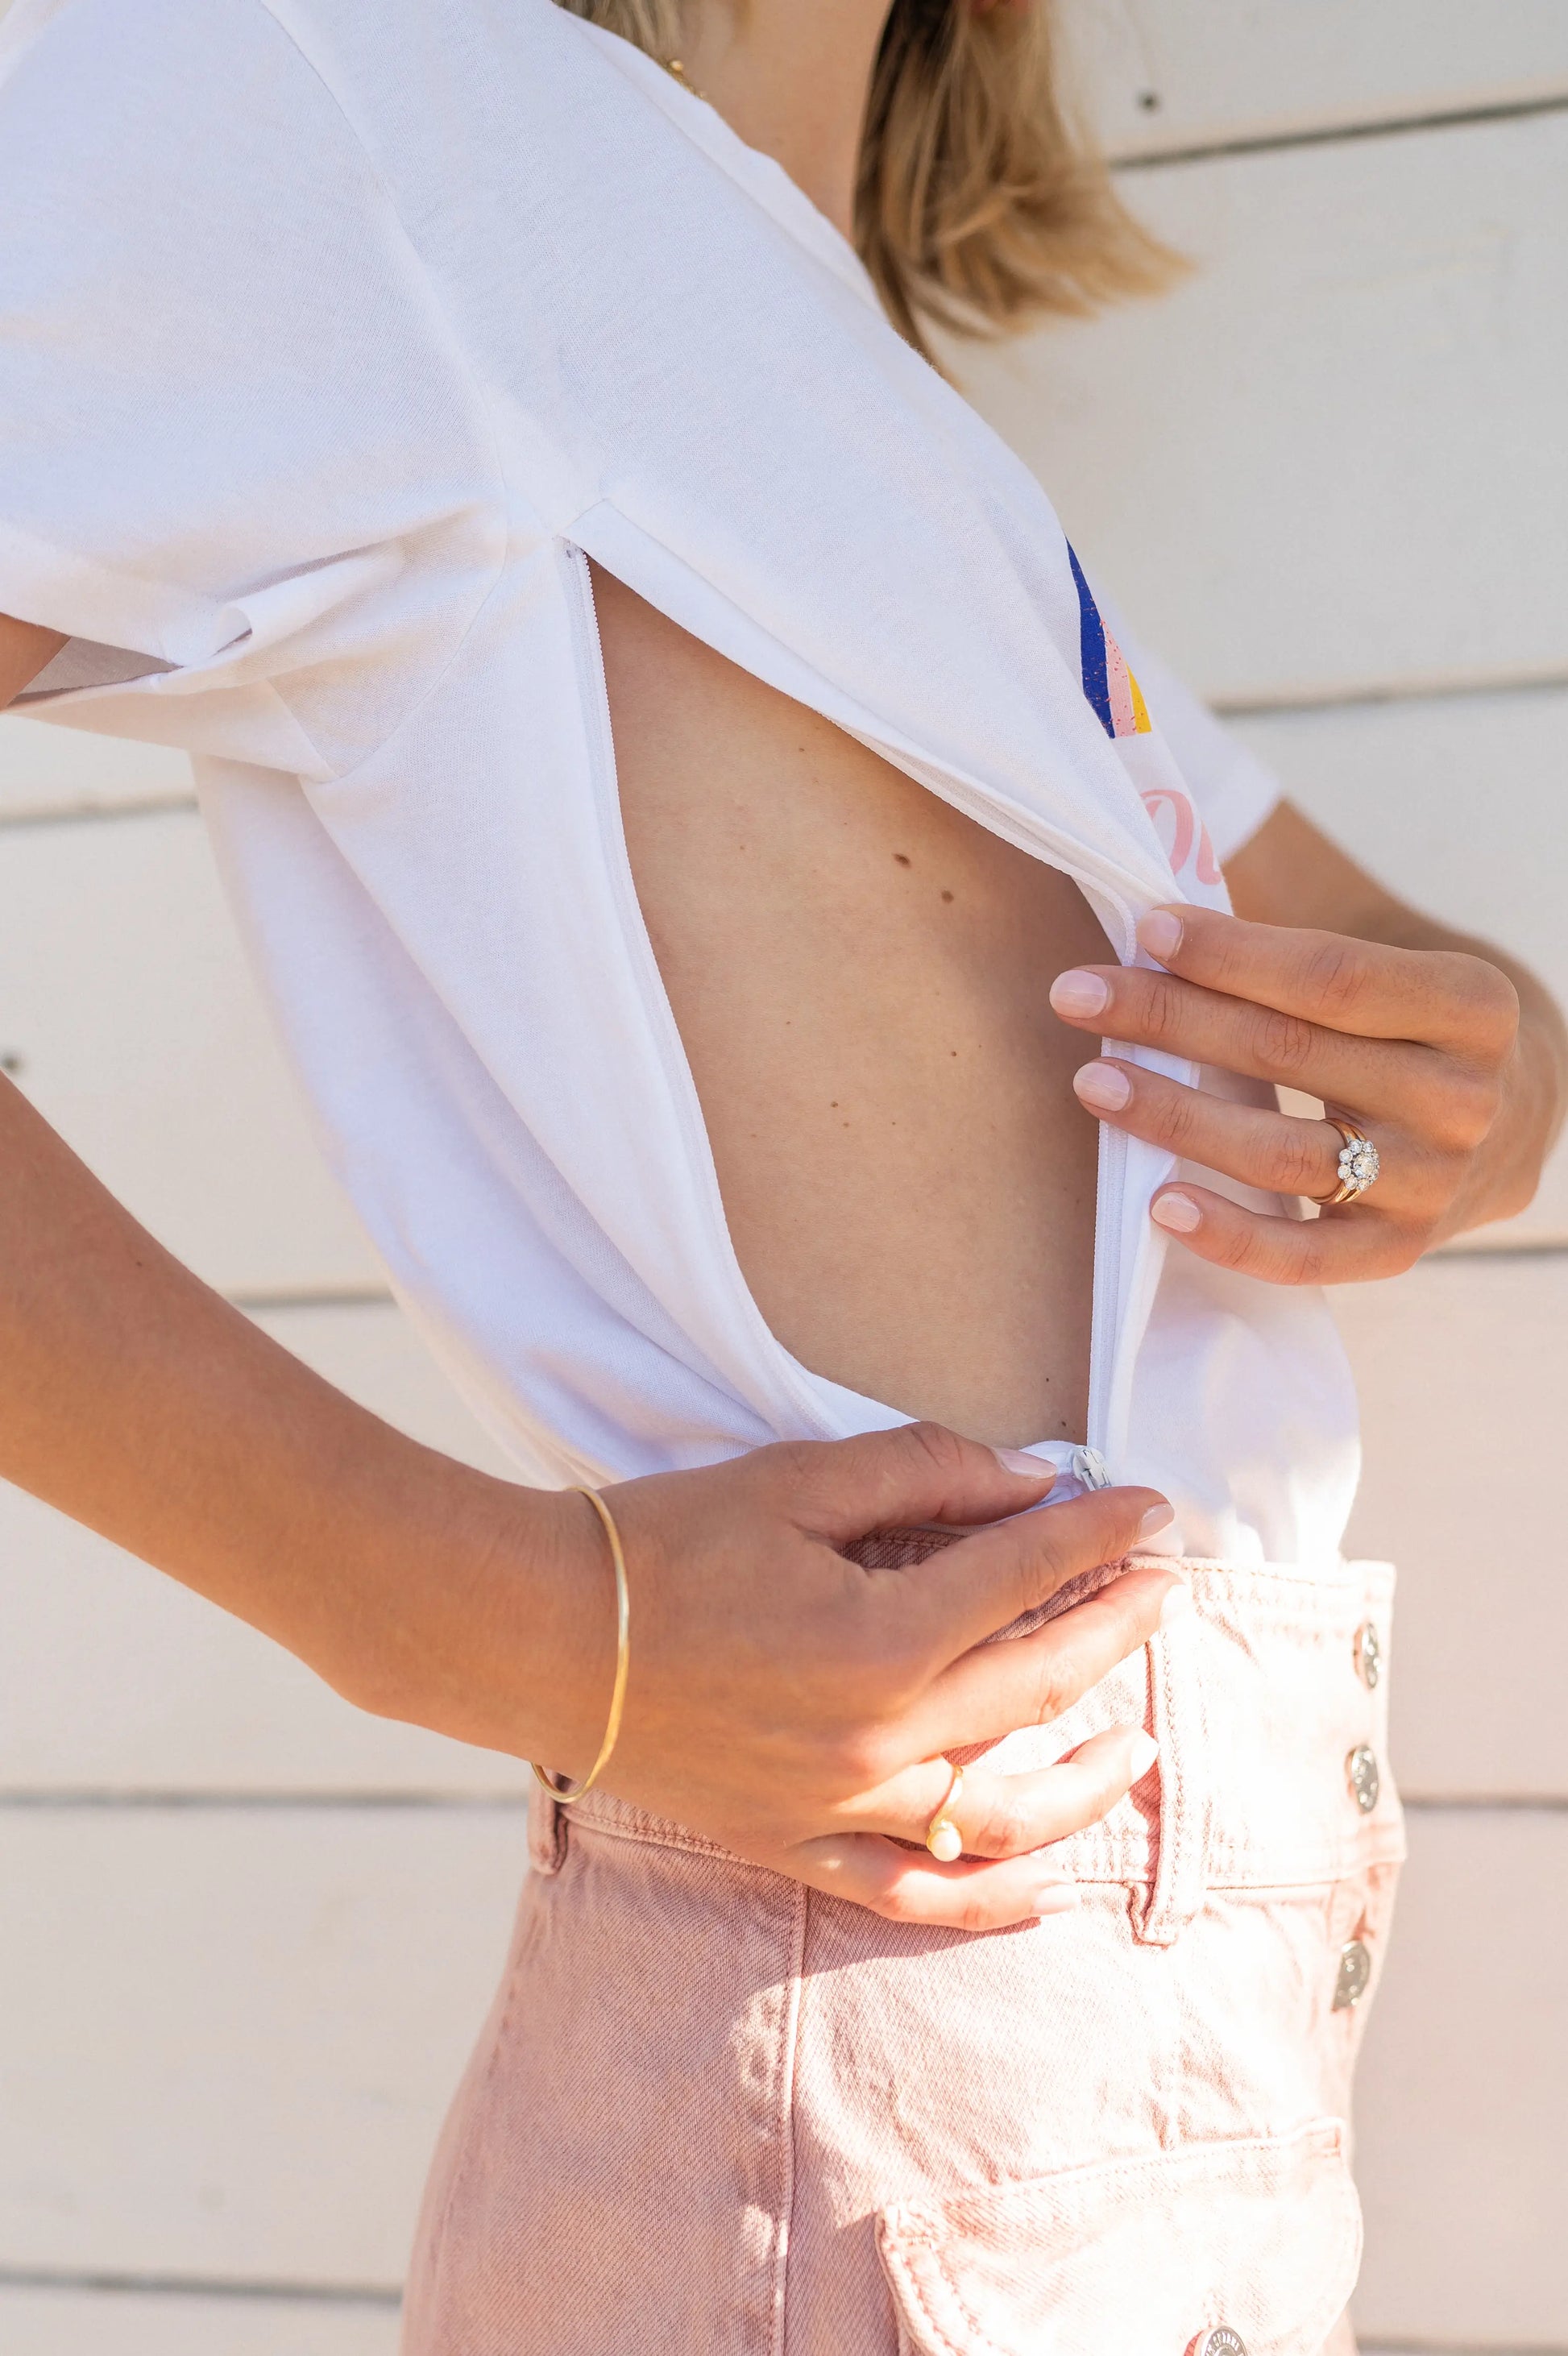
[530,1486,631,1805]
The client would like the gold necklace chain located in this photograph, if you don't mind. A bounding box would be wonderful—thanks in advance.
[662,56,710,102]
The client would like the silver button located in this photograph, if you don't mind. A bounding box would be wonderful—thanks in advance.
[1333,1938,1372,2011]
[1346,1744,1380,1813]
[1194,2331,1249,2356]
[1354,1620,1382,1689]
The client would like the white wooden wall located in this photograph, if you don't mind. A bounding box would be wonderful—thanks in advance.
[2,5,1566,2348]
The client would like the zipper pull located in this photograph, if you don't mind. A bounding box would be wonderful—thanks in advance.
[1069,1445,1113,1491]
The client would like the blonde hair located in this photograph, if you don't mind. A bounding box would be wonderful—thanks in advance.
[554,0,1179,354]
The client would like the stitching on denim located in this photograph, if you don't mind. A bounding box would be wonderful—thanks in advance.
[769,1880,807,2356]
[570,1805,782,1873]
[883,2217,1007,2356]
[1146,1620,1184,1941]
[1134,1601,1207,1947]
[526,1782,566,1875]
[577,1809,730,1856]
[888,2122,1355,2355]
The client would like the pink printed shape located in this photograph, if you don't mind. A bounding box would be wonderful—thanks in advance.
[1140,786,1195,873]
[1103,633,1139,740]
[1141,786,1223,887]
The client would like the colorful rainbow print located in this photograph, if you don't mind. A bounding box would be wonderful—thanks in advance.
[1067,544,1151,741]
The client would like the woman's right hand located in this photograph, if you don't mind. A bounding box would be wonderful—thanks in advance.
[522,1423,1182,1931]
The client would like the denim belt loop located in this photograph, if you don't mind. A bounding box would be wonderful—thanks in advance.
[1129,1588,1209,1947]
[527,1779,568,1876]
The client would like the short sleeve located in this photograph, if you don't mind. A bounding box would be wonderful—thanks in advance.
[1104,600,1283,864]
[0,0,500,778]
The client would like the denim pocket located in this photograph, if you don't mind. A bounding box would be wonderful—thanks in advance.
[877,2118,1360,2356]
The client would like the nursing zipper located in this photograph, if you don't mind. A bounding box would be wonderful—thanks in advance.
[561,534,1165,1472]
[1069,1444,1113,1492]
[562,538,887,1446]
[1088,1118,1128,1462]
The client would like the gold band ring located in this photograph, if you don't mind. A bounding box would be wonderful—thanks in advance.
[530,1486,631,1805]
[925,1761,965,1862]
[1314,1113,1381,1208]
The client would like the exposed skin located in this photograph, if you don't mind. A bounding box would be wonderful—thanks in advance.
[602,566,1109,1446]
[0,0,1562,1932]
[0,616,64,703]
[0,573,1177,1931]
[602,0,1568,1446]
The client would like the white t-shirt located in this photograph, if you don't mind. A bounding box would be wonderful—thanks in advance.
[0,0,1359,1563]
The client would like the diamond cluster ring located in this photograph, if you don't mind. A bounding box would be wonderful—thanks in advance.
[1317,1114,1381,1207]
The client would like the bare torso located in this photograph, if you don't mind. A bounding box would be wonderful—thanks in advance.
[595,562,1110,1446]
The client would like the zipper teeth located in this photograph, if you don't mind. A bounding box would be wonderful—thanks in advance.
[1086,1118,1126,1459]
[566,543,711,1179]
[563,543,853,1441]
[569,547,617,811]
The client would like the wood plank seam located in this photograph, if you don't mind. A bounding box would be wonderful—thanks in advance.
[0,2269,399,2309]
[1113,88,1568,172]
[1213,667,1568,720]
[0,1791,527,1808]
[0,790,197,834]
[226,1286,394,1313]
[0,1799,1553,1819]
[1420,1242,1568,1264]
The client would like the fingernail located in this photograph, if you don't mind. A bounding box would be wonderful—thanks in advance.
[1032,1883,1081,1916]
[1159,1581,1194,1626]
[1151,1190,1201,1234]
[1072,1060,1131,1113]
[1048,969,1110,1019]
[1139,910,1184,963]
[1138,1502,1176,1542]
[1127,1729,1159,1779]
[993,1446,1056,1482]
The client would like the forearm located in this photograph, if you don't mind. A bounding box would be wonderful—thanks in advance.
[1228,800,1568,1240]
[1339,901,1567,1234]
[0,617,64,703]
[0,1072,593,1761]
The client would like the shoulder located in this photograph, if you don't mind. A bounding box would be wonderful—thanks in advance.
[0,0,386,220]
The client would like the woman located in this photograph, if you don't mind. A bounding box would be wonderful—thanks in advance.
[0,0,1561,2346]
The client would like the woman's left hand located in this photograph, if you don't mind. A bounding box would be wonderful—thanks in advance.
[1049,903,1526,1284]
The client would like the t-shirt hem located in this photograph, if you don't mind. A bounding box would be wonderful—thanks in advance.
[0,517,233,670]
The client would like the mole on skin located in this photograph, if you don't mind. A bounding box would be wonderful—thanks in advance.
[593,560,1110,1445]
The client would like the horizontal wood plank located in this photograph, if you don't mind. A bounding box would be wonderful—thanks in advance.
[1353,1809,1568,2346]
[0,1807,524,2285]
[1334,1252,1568,1801]
[0,2284,398,2356]
[0,1300,529,1796]
[1232,682,1568,1248]
[1067,0,1568,161]
[958,112,1568,705]
[0,807,380,1298]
